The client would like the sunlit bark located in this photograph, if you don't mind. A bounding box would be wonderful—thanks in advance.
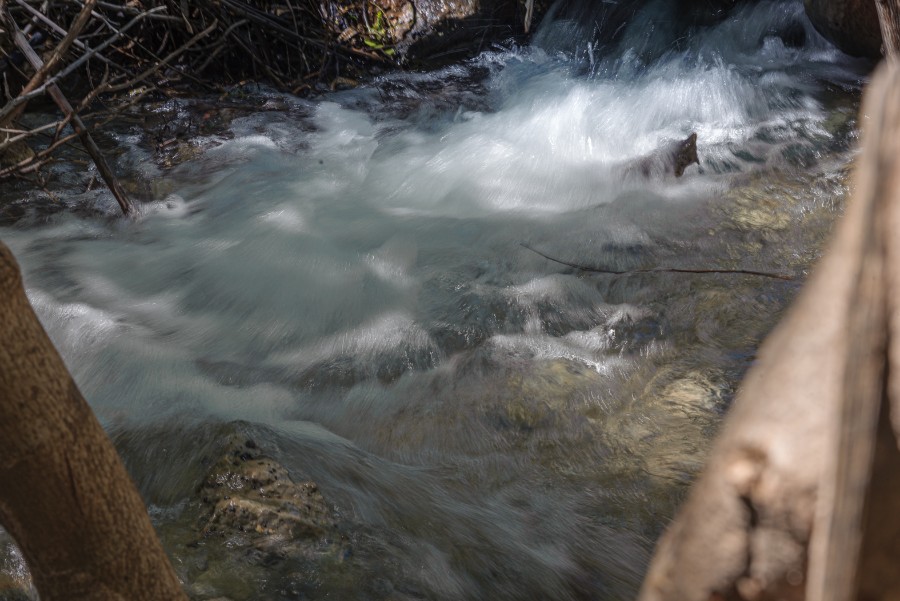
[638,61,900,601]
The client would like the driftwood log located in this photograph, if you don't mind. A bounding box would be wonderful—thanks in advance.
[637,61,900,601]
[0,242,187,600]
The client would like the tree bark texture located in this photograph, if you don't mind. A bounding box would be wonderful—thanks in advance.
[637,61,900,601]
[876,0,900,59]
[0,242,187,601]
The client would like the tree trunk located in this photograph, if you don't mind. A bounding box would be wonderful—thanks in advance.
[876,0,900,59]
[0,242,187,601]
[637,61,900,601]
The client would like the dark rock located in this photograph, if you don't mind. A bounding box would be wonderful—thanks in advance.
[804,0,883,58]
[198,438,337,543]
[325,0,553,66]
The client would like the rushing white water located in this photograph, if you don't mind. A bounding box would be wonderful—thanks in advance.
[0,1,868,599]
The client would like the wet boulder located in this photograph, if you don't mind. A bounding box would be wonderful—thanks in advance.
[177,435,351,600]
[674,0,743,26]
[803,0,883,58]
[198,438,337,543]
[325,0,742,66]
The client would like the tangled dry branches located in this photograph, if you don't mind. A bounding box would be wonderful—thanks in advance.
[0,0,391,208]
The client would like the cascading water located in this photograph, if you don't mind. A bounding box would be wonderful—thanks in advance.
[0,1,870,599]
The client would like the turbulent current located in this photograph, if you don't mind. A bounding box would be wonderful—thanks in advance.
[0,1,872,599]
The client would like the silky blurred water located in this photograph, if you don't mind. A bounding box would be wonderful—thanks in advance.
[0,1,869,599]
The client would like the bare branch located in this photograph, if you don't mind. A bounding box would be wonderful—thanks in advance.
[520,243,796,281]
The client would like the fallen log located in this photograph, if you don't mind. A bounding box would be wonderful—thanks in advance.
[637,60,900,601]
[0,241,187,599]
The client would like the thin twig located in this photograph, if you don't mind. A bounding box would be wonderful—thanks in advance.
[103,18,218,93]
[520,243,796,281]
[0,0,97,126]
[0,7,167,123]
[6,10,133,214]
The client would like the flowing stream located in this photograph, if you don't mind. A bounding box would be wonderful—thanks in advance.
[0,1,870,599]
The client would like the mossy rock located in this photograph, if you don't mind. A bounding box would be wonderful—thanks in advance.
[198,437,336,542]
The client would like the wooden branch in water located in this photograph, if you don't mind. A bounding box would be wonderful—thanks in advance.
[4,6,134,215]
[520,243,796,281]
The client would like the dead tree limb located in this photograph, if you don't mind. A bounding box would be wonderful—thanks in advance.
[3,5,133,215]
[811,56,900,601]
[0,6,167,125]
[0,0,96,127]
[638,61,900,601]
[12,0,136,75]
[102,18,218,94]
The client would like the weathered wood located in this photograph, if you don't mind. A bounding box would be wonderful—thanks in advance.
[520,242,795,280]
[0,242,188,600]
[876,0,900,59]
[807,61,900,601]
[637,61,900,601]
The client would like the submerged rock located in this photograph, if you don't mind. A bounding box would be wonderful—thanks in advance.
[198,437,337,544]
[151,433,353,600]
